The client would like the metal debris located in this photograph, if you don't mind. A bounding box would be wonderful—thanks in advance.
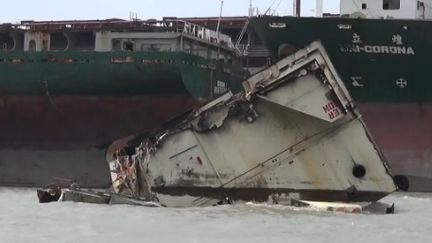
[101,41,394,208]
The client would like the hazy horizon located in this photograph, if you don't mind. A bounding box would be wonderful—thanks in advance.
[0,0,340,23]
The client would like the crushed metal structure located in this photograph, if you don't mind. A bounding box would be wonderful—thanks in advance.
[107,41,396,207]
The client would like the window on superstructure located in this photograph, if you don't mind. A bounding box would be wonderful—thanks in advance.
[123,41,134,52]
[42,40,48,51]
[112,39,122,51]
[50,33,68,51]
[28,40,36,51]
[362,3,367,9]
[418,1,425,10]
[67,32,95,51]
[383,0,400,10]
[0,33,15,51]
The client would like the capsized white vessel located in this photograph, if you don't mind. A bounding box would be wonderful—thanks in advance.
[107,41,396,207]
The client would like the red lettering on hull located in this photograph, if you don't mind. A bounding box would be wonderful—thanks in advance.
[322,101,342,120]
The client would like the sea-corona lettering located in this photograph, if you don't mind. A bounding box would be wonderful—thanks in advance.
[340,44,415,55]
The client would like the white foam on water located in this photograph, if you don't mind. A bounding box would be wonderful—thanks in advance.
[1,189,432,243]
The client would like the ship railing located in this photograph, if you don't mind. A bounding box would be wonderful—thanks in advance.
[4,19,233,47]
[3,19,237,52]
[181,21,234,49]
[237,44,250,55]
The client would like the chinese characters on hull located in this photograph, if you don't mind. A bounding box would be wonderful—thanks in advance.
[341,32,410,89]
[341,32,415,55]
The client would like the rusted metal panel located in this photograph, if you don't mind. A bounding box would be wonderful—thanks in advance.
[172,17,249,30]
[108,41,396,207]
[0,95,199,187]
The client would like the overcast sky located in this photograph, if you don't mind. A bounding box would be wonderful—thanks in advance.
[0,0,340,23]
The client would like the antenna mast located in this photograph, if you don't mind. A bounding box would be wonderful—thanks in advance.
[216,0,224,42]
[294,0,301,17]
[249,0,253,17]
[315,0,323,17]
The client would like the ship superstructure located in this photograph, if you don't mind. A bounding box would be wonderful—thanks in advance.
[340,0,432,19]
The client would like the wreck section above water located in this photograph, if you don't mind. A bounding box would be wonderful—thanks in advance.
[108,41,396,207]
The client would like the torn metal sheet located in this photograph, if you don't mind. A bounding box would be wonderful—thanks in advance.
[107,41,396,207]
[291,200,363,214]
[37,185,163,207]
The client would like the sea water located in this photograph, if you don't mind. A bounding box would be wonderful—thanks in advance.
[0,189,431,243]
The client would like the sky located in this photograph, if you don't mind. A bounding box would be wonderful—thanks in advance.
[0,0,340,23]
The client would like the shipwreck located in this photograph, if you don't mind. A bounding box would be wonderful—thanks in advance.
[104,41,396,208]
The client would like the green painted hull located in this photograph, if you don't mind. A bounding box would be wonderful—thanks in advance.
[250,16,428,103]
[0,51,244,97]
[250,16,432,191]
[0,50,248,187]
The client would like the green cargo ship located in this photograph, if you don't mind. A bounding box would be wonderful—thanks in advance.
[0,19,248,187]
[250,0,432,191]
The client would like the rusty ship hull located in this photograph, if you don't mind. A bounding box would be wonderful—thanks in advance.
[0,58,245,187]
[357,103,432,191]
[0,19,248,187]
[0,95,200,187]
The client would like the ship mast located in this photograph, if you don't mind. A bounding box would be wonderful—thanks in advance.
[294,0,301,17]
[216,0,224,42]
[316,0,323,17]
[216,0,224,60]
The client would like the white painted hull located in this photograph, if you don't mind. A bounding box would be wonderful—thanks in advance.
[108,42,396,207]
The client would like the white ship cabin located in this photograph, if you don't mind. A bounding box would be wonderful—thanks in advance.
[0,20,237,62]
[340,0,432,19]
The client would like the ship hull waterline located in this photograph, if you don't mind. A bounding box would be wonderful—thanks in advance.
[0,95,201,187]
[0,46,248,187]
[358,103,432,191]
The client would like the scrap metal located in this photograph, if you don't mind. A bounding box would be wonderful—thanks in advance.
[107,41,396,207]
